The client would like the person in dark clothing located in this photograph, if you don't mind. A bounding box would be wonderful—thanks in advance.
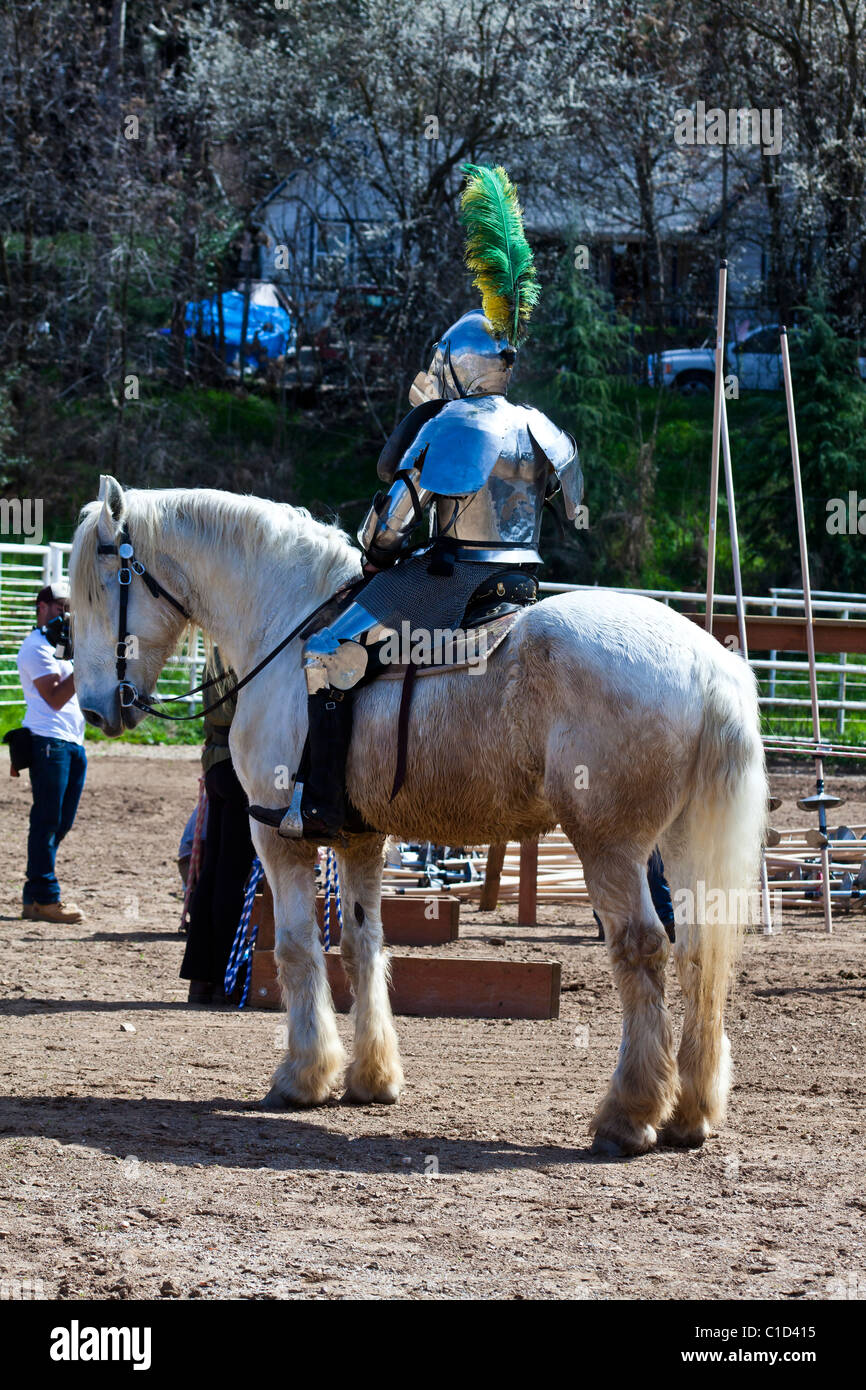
[593,849,676,943]
[180,658,255,1005]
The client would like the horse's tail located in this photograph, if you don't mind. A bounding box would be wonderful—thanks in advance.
[660,652,767,1128]
[692,655,767,965]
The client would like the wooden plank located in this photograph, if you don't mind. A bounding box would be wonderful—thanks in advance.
[518,839,539,925]
[250,888,274,951]
[316,894,460,946]
[480,842,506,911]
[686,612,866,654]
[249,950,561,1019]
[252,887,460,952]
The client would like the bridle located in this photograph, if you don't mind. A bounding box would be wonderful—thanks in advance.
[98,525,191,716]
[97,523,357,722]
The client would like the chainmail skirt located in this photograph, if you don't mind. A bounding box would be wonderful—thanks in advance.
[359,552,511,633]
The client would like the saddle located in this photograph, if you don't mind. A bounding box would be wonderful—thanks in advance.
[374,608,521,680]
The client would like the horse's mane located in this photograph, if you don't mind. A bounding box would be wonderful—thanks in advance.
[71,487,359,607]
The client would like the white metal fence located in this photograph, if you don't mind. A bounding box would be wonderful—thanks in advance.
[0,541,205,711]
[539,581,866,739]
[1,541,863,737]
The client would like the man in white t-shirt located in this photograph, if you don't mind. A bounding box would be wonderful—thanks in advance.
[15,580,87,924]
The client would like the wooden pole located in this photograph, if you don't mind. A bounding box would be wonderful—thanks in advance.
[780,326,832,933]
[720,387,771,927]
[705,260,728,633]
[720,400,749,660]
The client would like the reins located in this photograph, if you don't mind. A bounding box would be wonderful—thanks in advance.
[98,524,346,722]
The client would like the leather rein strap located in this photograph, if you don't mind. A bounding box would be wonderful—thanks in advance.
[97,526,338,722]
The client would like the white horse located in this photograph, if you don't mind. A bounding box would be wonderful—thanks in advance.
[69,477,767,1156]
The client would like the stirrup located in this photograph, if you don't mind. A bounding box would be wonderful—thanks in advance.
[276,782,305,838]
[249,783,348,842]
[249,783,305,838]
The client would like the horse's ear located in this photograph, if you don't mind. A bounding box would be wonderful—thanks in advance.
[97,475,126,541]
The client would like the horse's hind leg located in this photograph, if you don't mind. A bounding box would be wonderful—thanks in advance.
[657,818,745,1147]
[254,833,346,1107]
[335,836,404,1104]
[578,845,679,1156]
[666,934,731,1147]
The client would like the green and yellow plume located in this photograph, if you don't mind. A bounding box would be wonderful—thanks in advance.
[459,162,539,345]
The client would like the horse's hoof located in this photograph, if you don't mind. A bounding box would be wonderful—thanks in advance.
[590,1133,628,1158]
[590,1123,656,1158]
[342,1081,401,1105]
[260,1086,298,1110]
[260,1087,288,1110]
[659,1119,710,1149]
[260,1084,326,1110]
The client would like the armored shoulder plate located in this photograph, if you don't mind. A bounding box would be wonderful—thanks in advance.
[522,406,583,520]
[522,406,574,473]
[393,396,519,495]
[377,399,448,483]
[388,395,581,514]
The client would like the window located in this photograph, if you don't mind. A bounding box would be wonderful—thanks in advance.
[310,217,394,286]
[739,327,780,354]
[311,220,351,284]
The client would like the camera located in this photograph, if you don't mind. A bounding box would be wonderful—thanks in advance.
[41,613,73,660]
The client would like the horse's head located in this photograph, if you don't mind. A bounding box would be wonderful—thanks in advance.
[69,475,191,736]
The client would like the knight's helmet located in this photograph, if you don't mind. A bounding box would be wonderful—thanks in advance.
[409,164,540,406]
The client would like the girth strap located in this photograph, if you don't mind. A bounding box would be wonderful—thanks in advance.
[389,660,418,802]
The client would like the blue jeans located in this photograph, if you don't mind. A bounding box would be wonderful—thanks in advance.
[24,735,87,905]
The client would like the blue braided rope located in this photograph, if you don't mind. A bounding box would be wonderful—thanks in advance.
[237,918,259,1009]
[224,856,264,1005]
[322,847,343,953]
[323,847,332,952]
[334,851,344,942]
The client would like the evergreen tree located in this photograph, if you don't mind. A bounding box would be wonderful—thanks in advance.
[737,287,866,591]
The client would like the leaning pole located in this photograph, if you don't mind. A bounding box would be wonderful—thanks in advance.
[705,260,728,633]
[720,376,774,931]
[779,326,833,933]
[707,264,772,929]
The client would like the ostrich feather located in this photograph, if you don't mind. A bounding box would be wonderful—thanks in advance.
[459,163,539,343]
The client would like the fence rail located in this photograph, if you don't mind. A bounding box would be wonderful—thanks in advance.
[1,542,863,739]
[539,581,866,741]
[0,541,205,712]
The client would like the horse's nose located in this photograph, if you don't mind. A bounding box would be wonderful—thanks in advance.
[82,707,106,730]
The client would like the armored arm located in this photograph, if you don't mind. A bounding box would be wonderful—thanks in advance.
[357,402,450,568]
[358,463,435,568]
[525,410,583,522]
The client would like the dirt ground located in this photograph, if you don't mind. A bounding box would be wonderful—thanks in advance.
[0,750,864,1302]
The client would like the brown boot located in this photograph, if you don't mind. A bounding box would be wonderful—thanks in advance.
[22,902,84,925]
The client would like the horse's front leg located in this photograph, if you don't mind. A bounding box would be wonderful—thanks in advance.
[335,835,404,1104]
[254,834,346,1107]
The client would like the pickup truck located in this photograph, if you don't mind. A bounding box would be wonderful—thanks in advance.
[647,323,866,394]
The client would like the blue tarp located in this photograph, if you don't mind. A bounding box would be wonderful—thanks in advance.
[181,290,293,365]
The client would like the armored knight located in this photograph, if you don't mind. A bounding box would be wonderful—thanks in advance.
[253,164,583,841]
